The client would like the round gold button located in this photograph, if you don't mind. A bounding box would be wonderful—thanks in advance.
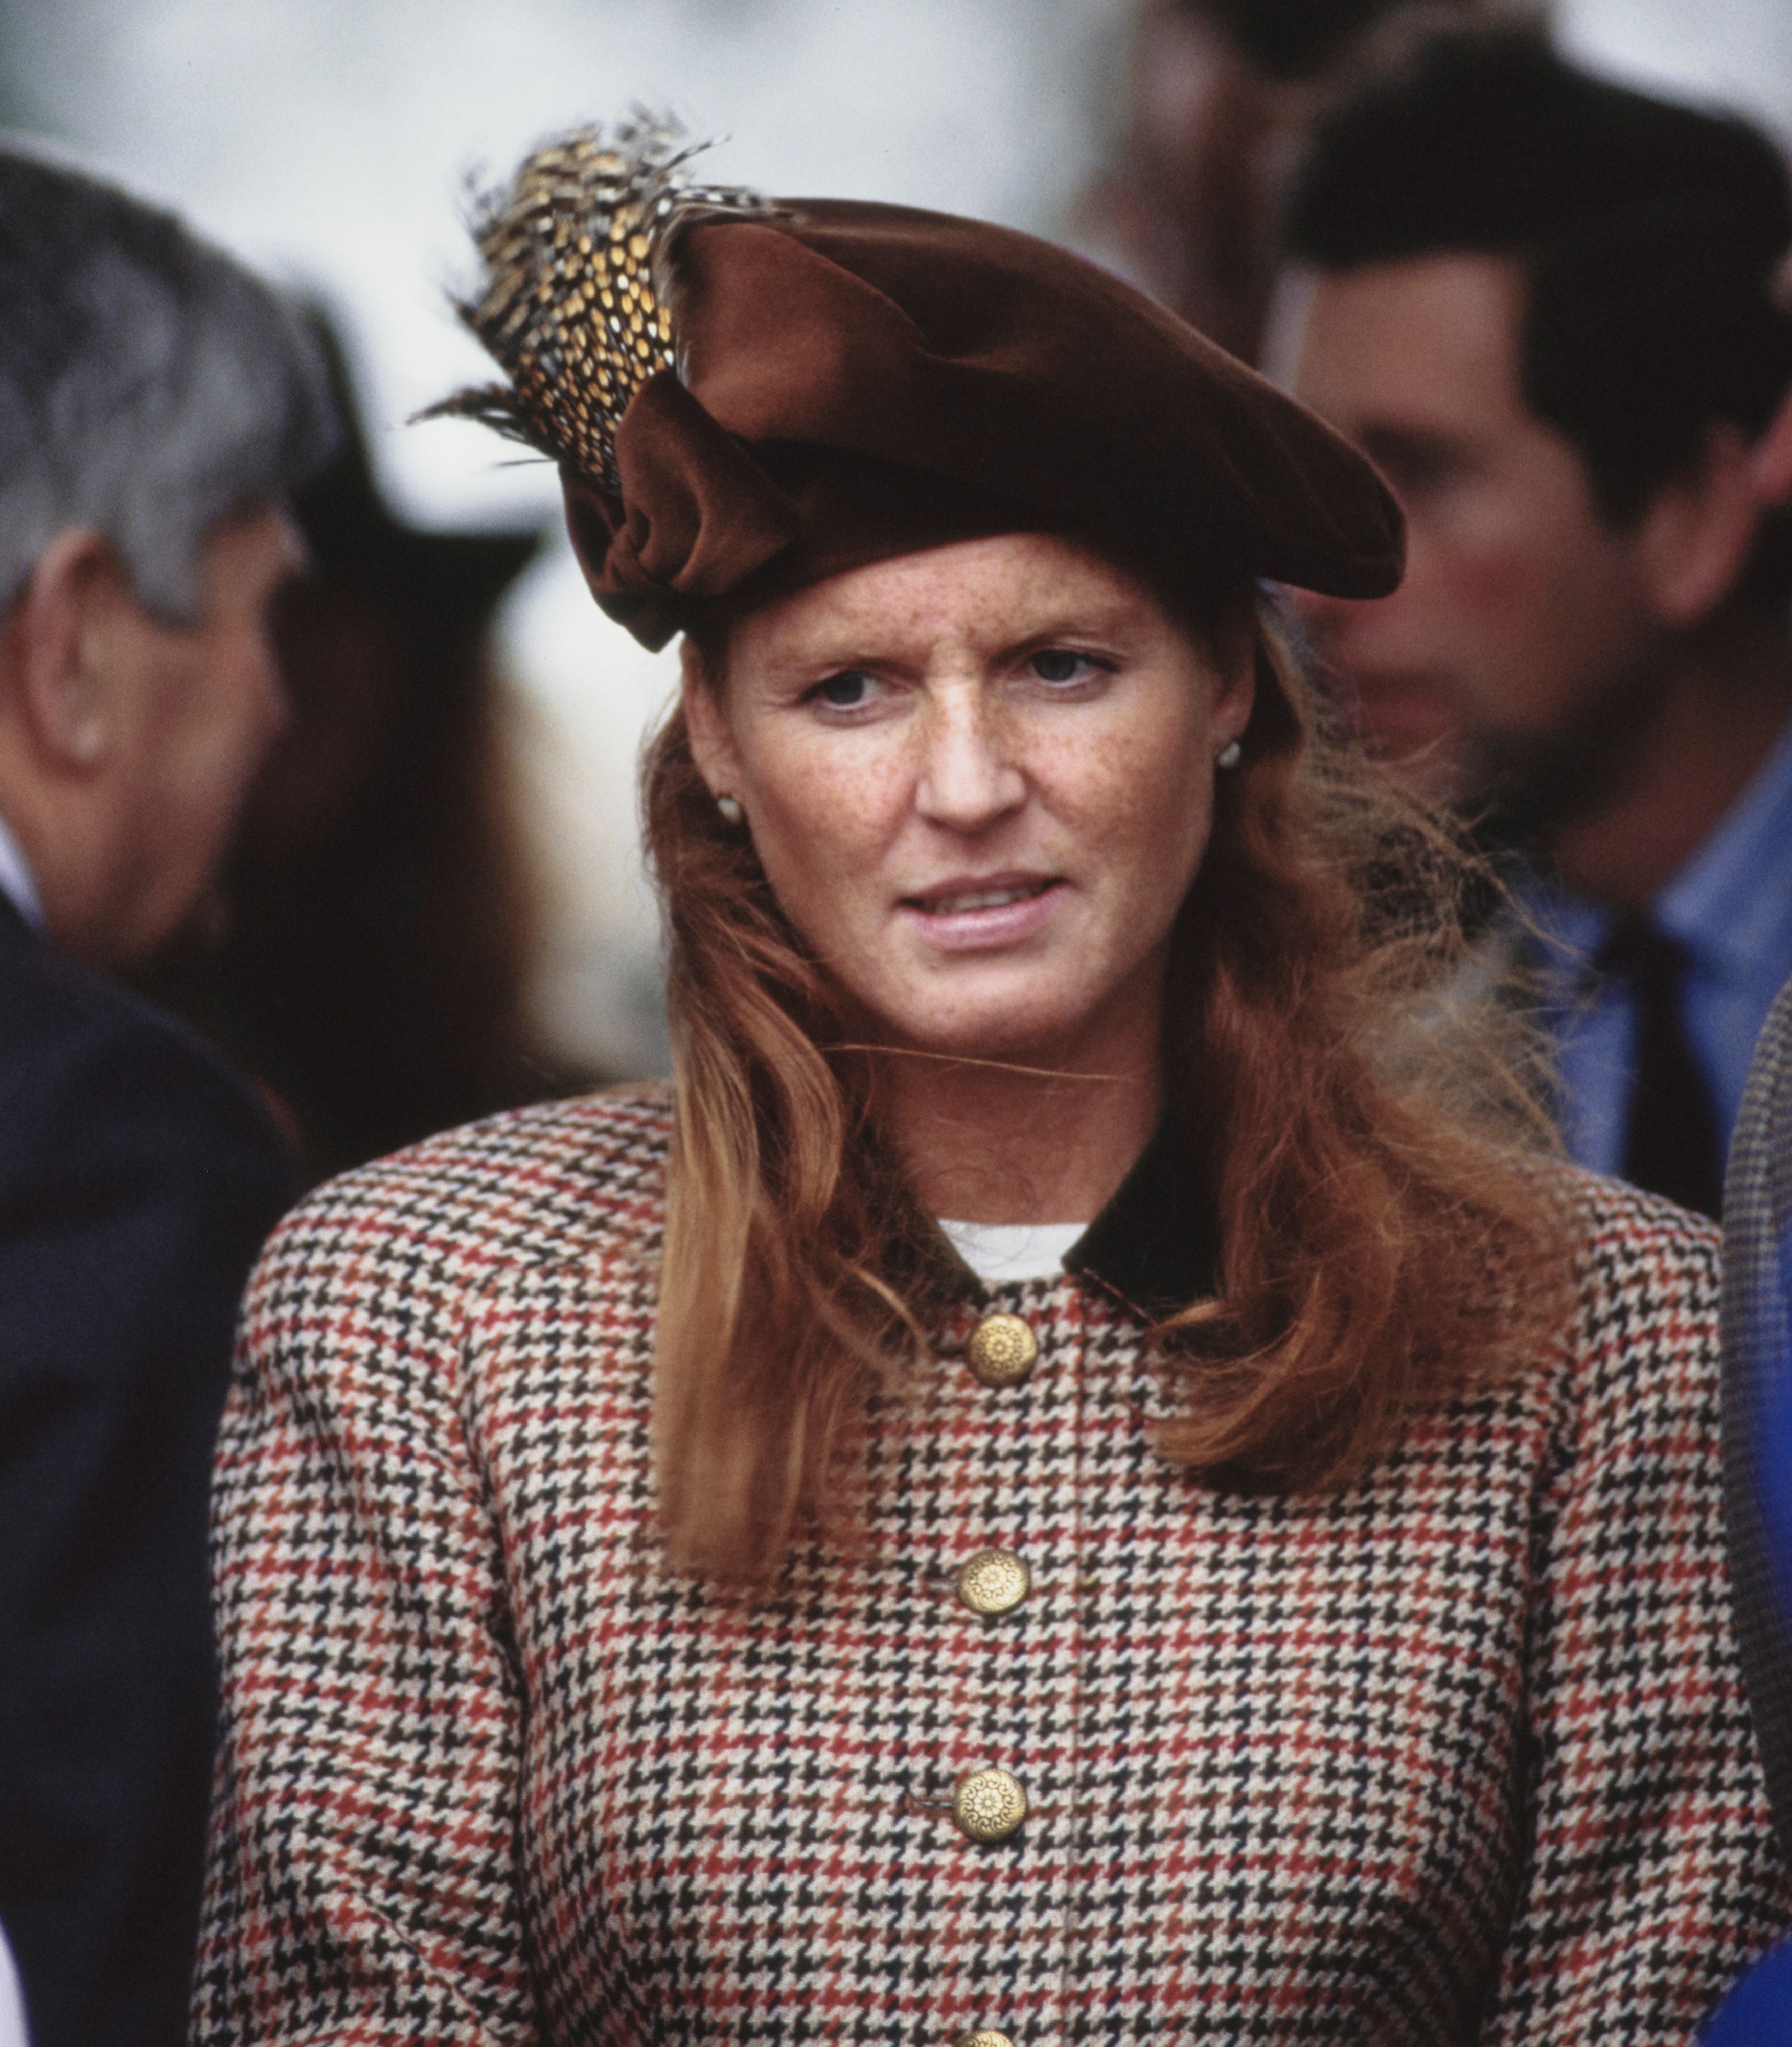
[951,1766,1028,1844]
[955,1548,1031,1617]
[965,1313,1038,1388]
[957,2032,1016,2047]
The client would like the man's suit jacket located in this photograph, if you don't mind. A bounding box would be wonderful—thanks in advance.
[0,897,298,2047]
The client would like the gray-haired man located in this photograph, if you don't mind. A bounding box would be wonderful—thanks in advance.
[0,147,336,2047]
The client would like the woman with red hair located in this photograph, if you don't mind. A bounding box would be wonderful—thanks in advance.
[191,123,1788,2044]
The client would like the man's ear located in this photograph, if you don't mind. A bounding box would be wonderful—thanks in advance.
[5,529,132,769]
[679,635,744,800]
[1634,422,1764,628]
[1753,382,1792,510]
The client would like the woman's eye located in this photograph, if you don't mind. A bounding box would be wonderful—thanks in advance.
[815,670,875,709]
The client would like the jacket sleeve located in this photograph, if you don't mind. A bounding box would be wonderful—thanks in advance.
[1482,1198,1792,2044]
[0,1006,296,2047]
[190,1168,537,2045]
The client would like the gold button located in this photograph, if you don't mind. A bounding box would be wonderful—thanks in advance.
[957,2033,1015,2047]
[955,1548,1031,1617]
[965,1313,1038,1388]
[952,1766,1028,1844]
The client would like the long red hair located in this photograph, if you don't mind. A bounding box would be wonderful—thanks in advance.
[645,597,1567,1582]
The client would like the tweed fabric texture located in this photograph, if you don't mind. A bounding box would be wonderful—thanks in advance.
[194,1088,1790,2044]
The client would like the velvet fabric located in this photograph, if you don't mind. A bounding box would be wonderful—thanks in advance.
[563,201,1405,647]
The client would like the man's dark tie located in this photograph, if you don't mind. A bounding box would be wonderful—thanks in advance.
[1598,916,1724,1219]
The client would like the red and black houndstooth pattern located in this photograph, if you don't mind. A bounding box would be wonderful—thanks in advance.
[193,1087,1790,2043]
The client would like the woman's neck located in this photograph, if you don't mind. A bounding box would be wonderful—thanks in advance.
[874,1016,1165,1227]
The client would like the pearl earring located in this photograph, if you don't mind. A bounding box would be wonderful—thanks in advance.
[1216,740,1243,770]
[715,793,744,826]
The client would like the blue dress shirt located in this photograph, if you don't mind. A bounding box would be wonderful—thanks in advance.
[1527,714,1792,1177]
[1706,969,1792,2041]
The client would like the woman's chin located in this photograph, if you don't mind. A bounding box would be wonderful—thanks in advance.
[839,939,1159,1073]
[865,993,1117,1072]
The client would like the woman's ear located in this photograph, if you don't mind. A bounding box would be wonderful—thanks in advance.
[1210,600,1258,750]
[679,634,744,801]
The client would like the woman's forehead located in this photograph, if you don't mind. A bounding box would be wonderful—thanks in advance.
[727,533,1179,664]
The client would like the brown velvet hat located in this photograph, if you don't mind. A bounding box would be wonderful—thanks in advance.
[432,121,1402,650]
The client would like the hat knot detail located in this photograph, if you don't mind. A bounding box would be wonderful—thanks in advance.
[561,372,800,650]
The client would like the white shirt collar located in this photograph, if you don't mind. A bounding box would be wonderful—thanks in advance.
[0,810,44,932]
[0,1922,29,2047]
[938,1217,1088,1285]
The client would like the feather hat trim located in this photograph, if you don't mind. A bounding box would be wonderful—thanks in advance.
[423,116,771,493]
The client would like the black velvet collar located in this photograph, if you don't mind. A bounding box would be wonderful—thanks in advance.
[932,1115,1222,1320]
[1064,1115,1222,1318]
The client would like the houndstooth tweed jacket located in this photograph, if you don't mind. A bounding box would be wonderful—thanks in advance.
[193,1087,1791,2045]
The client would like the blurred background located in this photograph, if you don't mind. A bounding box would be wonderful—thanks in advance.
[3,0,1787,1110]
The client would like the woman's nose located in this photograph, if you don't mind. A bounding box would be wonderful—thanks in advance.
[913,695,1027,831]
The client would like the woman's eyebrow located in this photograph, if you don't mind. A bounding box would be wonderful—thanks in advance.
[758,639,908,675]
[764,627,1135,678]
[993,608,1141,656]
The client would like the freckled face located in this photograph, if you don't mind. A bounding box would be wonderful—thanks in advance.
[682,532,1254,1067]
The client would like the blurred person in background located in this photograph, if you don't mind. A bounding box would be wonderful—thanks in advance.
[1272,29,1792,1219]
[1704,251,1792,2047]
[1082,0,1536,361]
[137,310,558,1184]
[0,147,335,2047]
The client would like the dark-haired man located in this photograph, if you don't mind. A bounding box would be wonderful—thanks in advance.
[1270,30,1792,1217]
[0,147,334,2045]
[1085,0,1533,359]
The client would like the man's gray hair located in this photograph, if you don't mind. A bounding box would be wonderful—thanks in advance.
[0,145,339,621]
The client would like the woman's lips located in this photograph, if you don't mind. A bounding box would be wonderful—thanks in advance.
[898,875,1066,949]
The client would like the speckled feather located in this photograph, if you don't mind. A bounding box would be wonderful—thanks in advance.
[425,117,770,491]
